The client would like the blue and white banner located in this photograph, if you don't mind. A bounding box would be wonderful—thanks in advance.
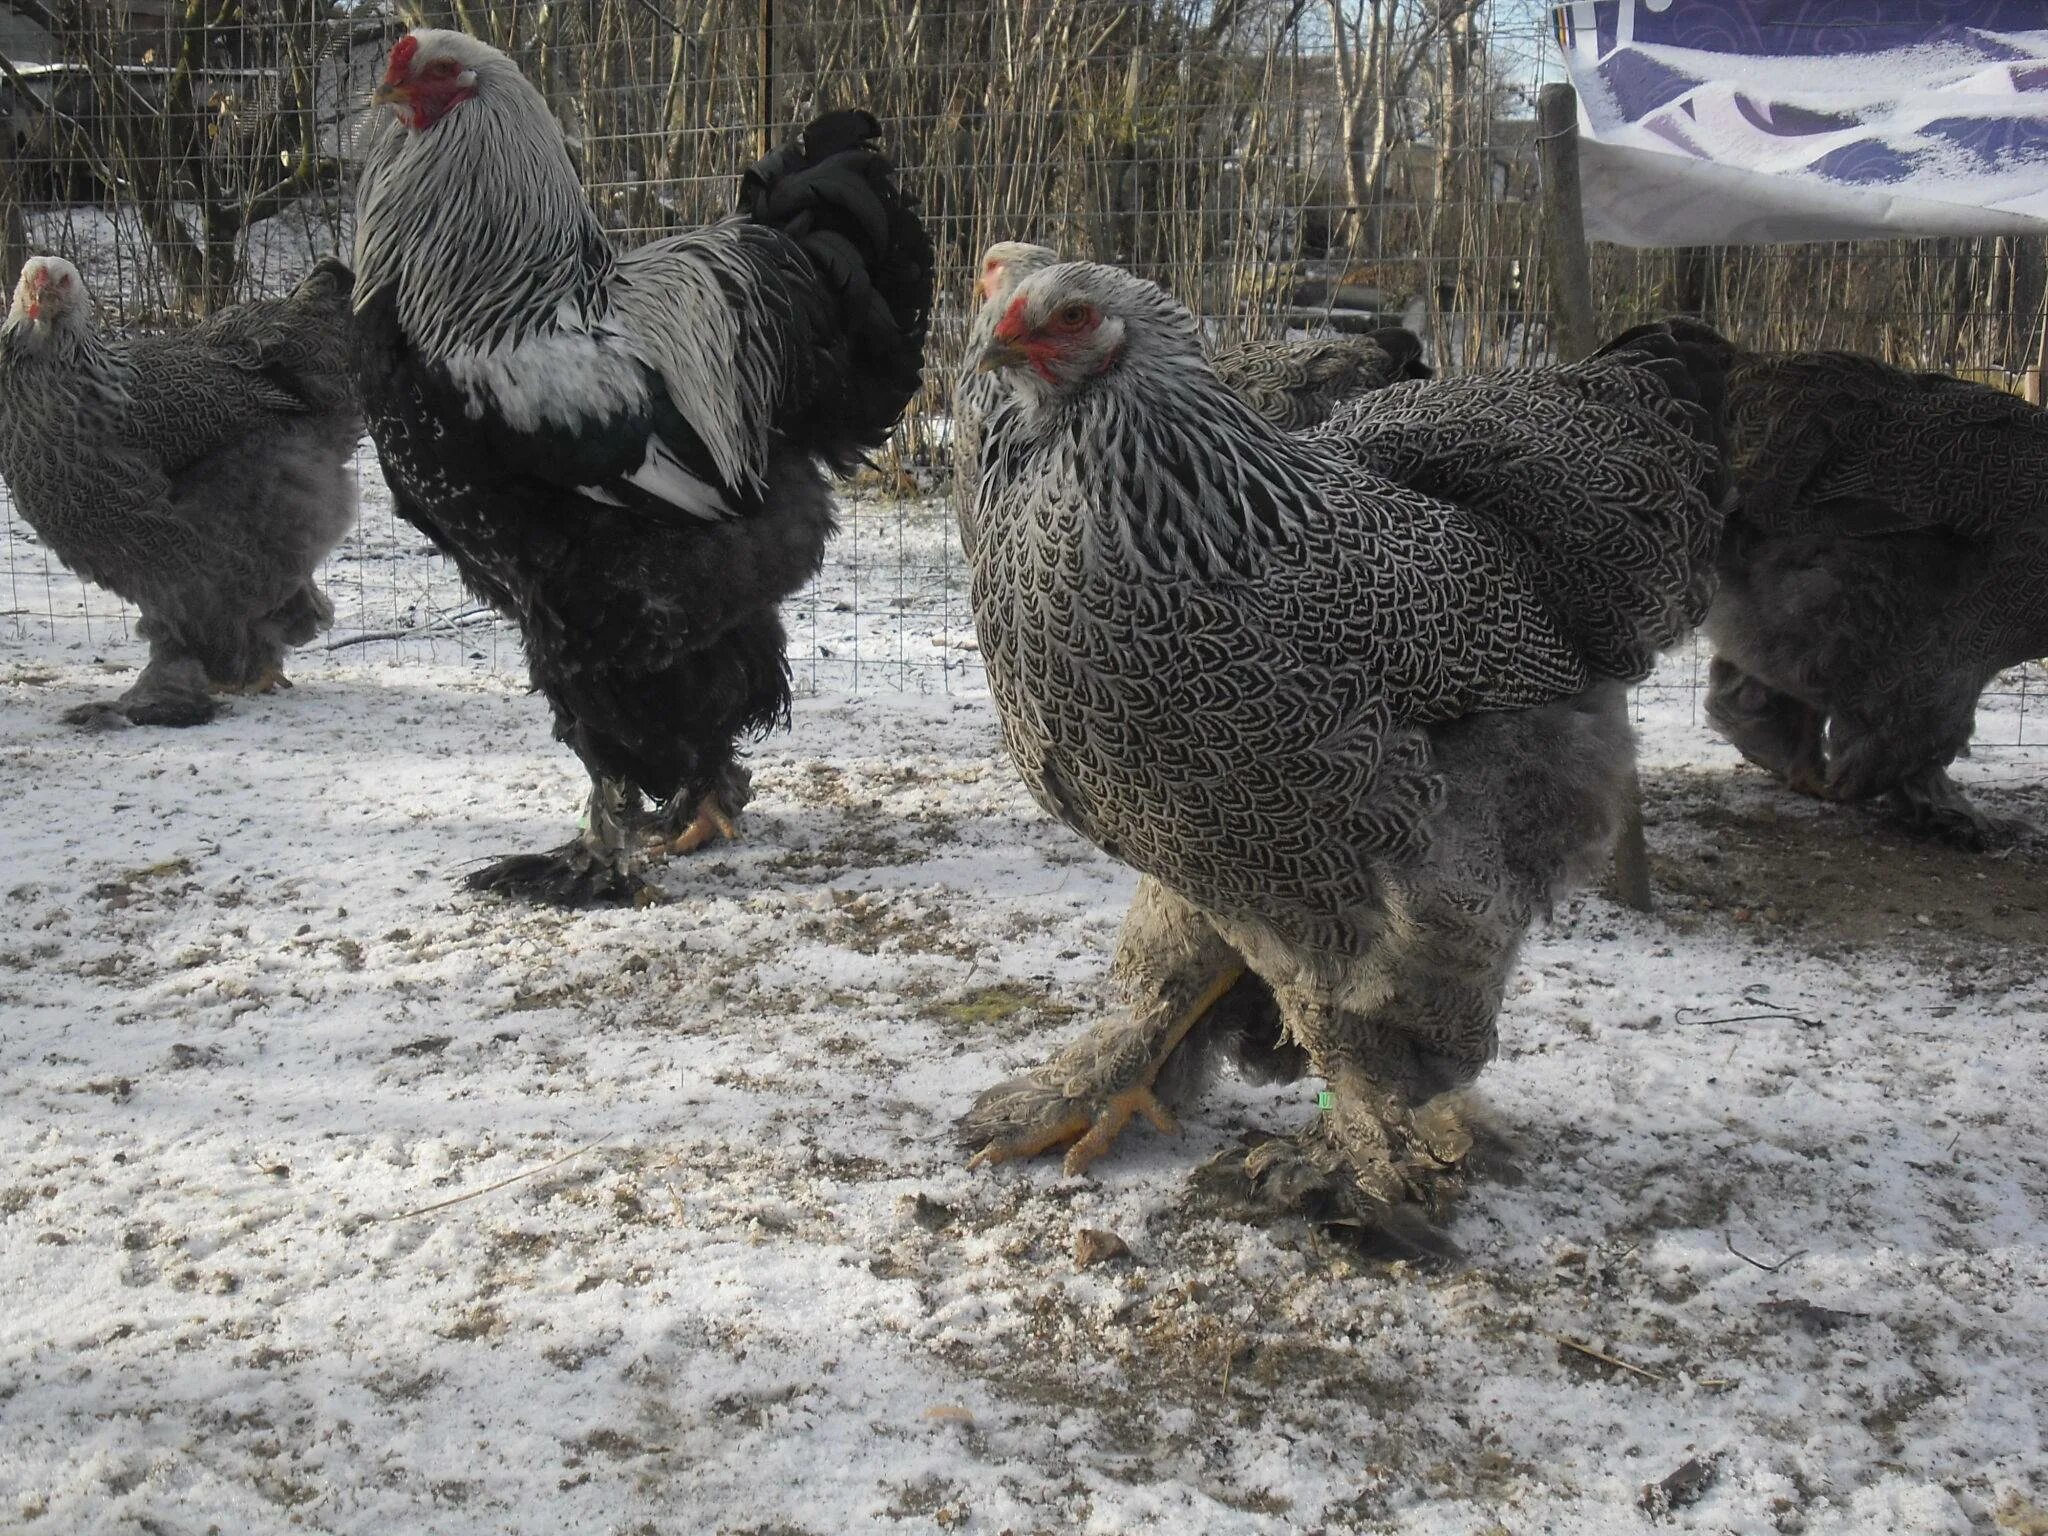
[1554,1,2048,245]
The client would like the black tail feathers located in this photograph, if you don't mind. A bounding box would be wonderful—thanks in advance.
[1364,325,1434,382]
[1595,316,1738,505]
[741,111,936,461]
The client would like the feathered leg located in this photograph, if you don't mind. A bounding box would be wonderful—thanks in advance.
[1235,892,1524,1261]
[63,642,216,729]
[1883,763,2039,849]
[466,775,662,908]
[960,877,1255,1173]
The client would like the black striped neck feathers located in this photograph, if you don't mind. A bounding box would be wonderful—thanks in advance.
[979,262,1323,581]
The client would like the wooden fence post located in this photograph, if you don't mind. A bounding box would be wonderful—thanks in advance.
[1537,84,1597,360]
[1539,82,1656,914]
[757,0,775,160]
[0,121,26,291]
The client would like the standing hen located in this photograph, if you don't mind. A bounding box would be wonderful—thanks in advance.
[1706,349,2048,845]
[351,30,933,906]
[0,256,360,726]
[958,262,1728,1242]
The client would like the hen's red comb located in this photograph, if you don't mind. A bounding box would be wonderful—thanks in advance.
[384,34,418,83]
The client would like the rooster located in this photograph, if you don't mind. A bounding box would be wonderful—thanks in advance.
[958,261,1729,1245]
[1706,349,2048,846]
[350,30,934,906]
[0,256,360,726]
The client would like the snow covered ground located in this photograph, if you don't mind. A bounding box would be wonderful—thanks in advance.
[1,485,2045,1535]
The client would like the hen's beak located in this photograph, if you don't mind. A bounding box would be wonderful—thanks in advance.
[372,80,410,108]
[976,337,1031,373]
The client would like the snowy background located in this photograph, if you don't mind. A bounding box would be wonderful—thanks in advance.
[1,472,2045,1534]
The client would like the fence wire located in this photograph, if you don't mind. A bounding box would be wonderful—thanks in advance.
[0,0,2042,738]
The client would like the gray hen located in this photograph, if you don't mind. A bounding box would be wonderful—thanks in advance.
[1208,328,1431,431]
[1706,349,2048,846]
[953,241,1426,551]
[0,256,361,726]
[958,261,1728,1246]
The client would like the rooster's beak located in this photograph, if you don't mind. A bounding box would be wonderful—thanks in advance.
[976,337,1031,373]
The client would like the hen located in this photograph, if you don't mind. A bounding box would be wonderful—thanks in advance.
[958,261,1729,1244]
[0,256,360,726]
[351,30,933,906]
[1706,349,2048,845]
[952,241,1426,547]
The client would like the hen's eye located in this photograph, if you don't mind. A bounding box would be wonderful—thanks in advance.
[1052,302,1091,330]
[426,59,460,79]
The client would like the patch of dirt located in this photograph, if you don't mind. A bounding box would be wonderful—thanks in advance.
[1645,766,2046,976]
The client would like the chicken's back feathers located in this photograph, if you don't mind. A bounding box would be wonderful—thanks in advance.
[125,257,361,473]
[1727,348,2048,542]
[1322,317,1731,684]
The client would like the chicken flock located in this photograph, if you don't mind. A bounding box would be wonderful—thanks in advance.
[0,26,2042,1244]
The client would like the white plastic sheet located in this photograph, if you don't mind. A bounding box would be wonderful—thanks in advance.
[1553,0,2048,245]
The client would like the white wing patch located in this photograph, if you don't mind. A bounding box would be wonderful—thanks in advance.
[583,435,734,521]
[443,328,648,435]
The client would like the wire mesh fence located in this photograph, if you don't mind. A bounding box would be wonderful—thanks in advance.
[0,0,2043,737]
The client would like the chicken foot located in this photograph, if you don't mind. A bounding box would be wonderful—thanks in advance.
[1241,998,1474,1263]
[63,648,216,729]
[961,877,1250,1174]
[1887,763,2041,850]
[650,764,753,857]
[466,776,663,908]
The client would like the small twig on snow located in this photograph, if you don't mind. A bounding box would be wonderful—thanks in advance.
[1555,1334,1666,1382]
[326,606,496,651]
[1724,1232,1806,1274]
[1674,1008,1820,1029]
[381,1134,614,1221]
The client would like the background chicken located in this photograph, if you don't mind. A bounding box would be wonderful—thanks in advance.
[351,29,933,907]
[1209,329,1432,430]
[1706,349,2048,846]
[0,256,360,726]
[952,240,1427,546]
[958,260,1728,1245]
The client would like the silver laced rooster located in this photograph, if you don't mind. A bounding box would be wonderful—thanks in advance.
[1706,348,2048,846]
[952,241,1427,550]
[0,256,360,726]
[351,29,933,907]
[958,261,1730,1248]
